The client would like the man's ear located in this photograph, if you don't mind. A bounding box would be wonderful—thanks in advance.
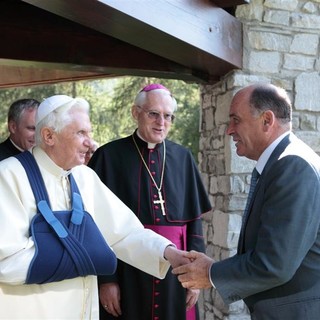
[131,105,139,121]
[41,127,55,146]
[262,110,275,128]
[8,120,17,134]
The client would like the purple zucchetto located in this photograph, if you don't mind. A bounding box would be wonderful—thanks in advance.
[140,83,171,93]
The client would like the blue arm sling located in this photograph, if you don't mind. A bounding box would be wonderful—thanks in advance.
[15,151,117,284]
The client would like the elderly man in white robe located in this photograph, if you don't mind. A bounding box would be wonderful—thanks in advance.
[0,95,188,319]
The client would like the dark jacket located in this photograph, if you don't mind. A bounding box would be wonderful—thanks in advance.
[212,133,320,319]
[0,138,21,161]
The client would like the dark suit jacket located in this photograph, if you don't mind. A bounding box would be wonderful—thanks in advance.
[0,138,21,161]
[211,133,320,319]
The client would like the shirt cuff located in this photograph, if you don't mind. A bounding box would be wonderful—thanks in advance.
[163,244,176,260]
[209,262,216,288]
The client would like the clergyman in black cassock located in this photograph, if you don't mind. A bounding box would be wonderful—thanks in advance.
[88,84,211,320]
[0,98,39,161]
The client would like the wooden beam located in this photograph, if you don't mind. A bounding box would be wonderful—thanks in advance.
[23,0,243,83]
[0,58,204,87]
[0,63,116,89]
[0,1,205,84]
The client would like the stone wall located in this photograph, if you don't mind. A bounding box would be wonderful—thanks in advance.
[199,0,320,319]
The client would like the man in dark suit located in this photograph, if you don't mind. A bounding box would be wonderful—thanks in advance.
[0,99,39,160]
[173,83,320,319]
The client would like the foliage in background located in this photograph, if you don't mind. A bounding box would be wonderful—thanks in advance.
[0,77,200,160]
[0,83,75,139]
[89,76,201,159]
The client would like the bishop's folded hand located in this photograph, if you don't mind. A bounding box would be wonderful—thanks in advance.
[99,282,122,317]
[172,250,214,289]
[186,288,200,310]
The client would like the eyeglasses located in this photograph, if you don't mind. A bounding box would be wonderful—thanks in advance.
[137,105,175,123]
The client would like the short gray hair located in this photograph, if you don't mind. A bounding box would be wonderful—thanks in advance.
[8,99,39,123]
[134,88,178,112]
[35,98,89,145]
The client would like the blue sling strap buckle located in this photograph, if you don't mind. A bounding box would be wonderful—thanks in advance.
[71,192,84,225]
[37,200,68,238]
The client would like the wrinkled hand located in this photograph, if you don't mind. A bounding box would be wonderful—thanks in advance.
[186,288,200,310]
[164,246,191,268]
[172,250,214,289]
[99,282,122,317]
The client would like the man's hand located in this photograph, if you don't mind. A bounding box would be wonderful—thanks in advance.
[186,288,200,310]
[164,245,191,268]
[99,282,122,317]
[172,250,214,289]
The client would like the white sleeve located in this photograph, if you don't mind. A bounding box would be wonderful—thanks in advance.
[0,159,36,285]
[0,239,34,284]
[75,167,172,279]
[96,188,172,278]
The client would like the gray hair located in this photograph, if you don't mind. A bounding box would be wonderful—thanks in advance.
[134,88,178,112]
[249,84,292,124]
[8,99,39,123]
[35,98,89,145]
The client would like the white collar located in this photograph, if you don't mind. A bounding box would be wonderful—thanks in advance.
[256,131,290,174]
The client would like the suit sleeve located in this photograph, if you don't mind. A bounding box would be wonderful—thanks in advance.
[211,155,320,304]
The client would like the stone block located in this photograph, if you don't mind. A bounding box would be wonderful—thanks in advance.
[264,9,290,26]
[300,113,317,130]
[302,2,317,14]
[228,194,247,212]
[283,54,315,71]
[291,34,319,55]
[204,108,215,130]
[227,73,270,89]
[248,31,291,52]
[295,73,320,111]
[216,91,233,126]
[246,51,280,73]
[236,0,264,21]
[291,12,320,29]
[264,0,298,11]
[295,131,320,153]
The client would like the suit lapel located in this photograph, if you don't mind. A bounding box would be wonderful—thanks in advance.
[237,133,293,254]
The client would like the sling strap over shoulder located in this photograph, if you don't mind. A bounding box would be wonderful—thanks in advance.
[15,151,117,284]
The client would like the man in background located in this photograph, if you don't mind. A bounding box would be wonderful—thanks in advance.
[89,83,211,320]
[0,98,39,160]
[84,140,99,165]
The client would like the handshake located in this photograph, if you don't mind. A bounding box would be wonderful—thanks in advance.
[164,246,214,289]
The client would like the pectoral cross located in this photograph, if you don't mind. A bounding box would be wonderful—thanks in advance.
[154,190,166,215]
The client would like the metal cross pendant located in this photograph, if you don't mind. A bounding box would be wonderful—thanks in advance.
[154,190,166,215]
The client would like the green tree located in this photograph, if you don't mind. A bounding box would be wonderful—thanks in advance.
[0,77,200,161]
[95,76,201,159]
[0,83,74,140]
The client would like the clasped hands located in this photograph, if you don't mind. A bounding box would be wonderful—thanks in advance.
[99,248,212,317]
[164,246,214,290]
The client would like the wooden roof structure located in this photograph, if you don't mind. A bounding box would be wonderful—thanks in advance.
[0,0,249,88]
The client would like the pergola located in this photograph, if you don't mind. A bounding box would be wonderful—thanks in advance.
[0,0,248,88]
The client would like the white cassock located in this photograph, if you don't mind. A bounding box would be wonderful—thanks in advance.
[0,146,172,319]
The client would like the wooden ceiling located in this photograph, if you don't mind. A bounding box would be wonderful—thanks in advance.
[0,0,248,88]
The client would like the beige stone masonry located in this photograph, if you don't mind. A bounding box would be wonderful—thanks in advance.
[198,1,320,319]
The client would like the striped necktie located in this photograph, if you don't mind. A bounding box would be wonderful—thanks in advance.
[242,168,260,228]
